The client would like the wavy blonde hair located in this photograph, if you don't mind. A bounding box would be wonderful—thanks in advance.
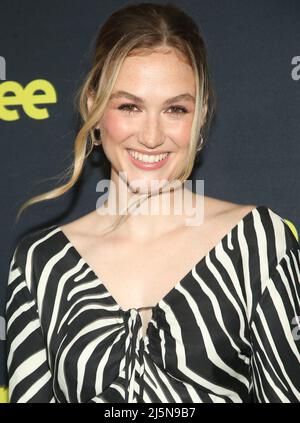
[16,2,216,234]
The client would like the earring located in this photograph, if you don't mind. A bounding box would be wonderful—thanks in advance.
[93,128,102,146]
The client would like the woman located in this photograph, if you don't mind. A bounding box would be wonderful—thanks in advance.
[5,2,300,403]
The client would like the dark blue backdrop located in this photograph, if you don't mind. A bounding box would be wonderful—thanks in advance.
[1,0,300,394]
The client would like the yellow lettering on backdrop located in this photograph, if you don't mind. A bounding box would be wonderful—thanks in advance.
[0,386,8,403]
[0,79,57,121]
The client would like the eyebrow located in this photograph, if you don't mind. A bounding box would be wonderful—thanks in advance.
[109,90,195,105]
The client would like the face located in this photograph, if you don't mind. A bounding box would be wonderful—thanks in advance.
[88,47,197,194]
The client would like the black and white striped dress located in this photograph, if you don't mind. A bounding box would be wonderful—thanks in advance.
[5,205,300,402]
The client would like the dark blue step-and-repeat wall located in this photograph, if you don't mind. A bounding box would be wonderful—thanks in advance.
[1,0,300,400]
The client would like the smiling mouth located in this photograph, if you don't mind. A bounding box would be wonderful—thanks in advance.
[126,148,171,170]
[127,149,170,163]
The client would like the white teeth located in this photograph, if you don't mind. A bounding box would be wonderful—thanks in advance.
[128,149,169,163]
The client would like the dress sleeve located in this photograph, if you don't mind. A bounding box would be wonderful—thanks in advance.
[249,247,300,402]
[5,251,56,403]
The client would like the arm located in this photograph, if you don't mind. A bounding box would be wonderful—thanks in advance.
[250,248,300,402]
[5,253,56,402]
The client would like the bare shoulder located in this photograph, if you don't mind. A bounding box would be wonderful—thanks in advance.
[60,209,108,238]
[222,201,257,221]
[204,196,257,227]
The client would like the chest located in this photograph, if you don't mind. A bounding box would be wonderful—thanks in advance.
[72,226,221,310]
[62,222,232,337]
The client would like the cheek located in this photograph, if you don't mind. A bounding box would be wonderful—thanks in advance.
[101,111,131,143]
[169,121,192,147]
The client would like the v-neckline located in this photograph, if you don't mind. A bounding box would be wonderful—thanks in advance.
[54,205,266,316]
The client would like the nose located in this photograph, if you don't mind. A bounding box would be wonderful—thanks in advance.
[138,114,165,150]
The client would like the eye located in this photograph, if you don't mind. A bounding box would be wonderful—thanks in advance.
[118,103,139,114]
[167,105,188,115]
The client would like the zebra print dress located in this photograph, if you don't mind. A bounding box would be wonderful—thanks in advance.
[5,205,300,402]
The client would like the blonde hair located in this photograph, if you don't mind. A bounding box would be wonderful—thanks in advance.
[16,2,216,234]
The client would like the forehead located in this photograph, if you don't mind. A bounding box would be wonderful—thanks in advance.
[114,48,195,89]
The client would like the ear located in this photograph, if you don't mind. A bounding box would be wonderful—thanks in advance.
[87,91,101,129]
[87,91,95,114]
